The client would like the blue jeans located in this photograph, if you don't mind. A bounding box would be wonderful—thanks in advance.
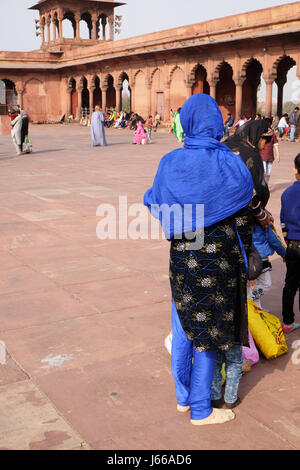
[278,127,285,138]
[171,300,216,420]
[263,161,273,183]
[211,345,243,404]
[290,124,296,141]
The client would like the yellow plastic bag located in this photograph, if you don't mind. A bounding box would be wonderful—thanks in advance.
[247,299,288,359]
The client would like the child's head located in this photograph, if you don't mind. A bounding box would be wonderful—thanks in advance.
[294,153,300,180]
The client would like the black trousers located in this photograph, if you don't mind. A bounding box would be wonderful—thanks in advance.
[282,240,300,325]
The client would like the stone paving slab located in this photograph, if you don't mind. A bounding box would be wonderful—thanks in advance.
[0,124,299,450]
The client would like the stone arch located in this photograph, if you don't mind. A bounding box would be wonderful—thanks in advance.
[91,75,101,109]
[272,55,297,116]
[0,79,18,113]
[215,62,235,119]
[62,11,76,39]
[190,64,210,95]
[68,77,78,117]
[133,70,148,117]
[23,78,46,122]
[241,58,263,118]
[117,72,131,113]
[170,66,186,112]
[103,74,115,109]
[97,13,109,40]
[80,12,92,39]
[79,76,89,108]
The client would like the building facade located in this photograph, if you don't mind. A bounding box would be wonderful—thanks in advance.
[0,0,300,124]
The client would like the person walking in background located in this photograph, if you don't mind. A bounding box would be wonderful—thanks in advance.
[173,107,185,142]
[289,107,299,142]
[146,115,153,143]
[224,113,234,137]
[152,112,161,133]
[281,153,300,334]
[259,124,280,183]
[234,115,247,130]
[278,113,289,140]
[10,109,23,155]
[91,105,107,147]
[20,110,29,153]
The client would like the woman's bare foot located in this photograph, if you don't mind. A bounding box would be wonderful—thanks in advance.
[191,408,235,425]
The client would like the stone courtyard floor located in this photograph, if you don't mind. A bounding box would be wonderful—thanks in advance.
[0,123,299,451]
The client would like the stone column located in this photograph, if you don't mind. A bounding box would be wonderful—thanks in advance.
[41,25,45,44]
[109,17,114,41]
[264,78,274,118]
[16,86,24,110]
[186,82,193,101]
[102,86,108,112]
[92,16,98,40]
[67,88,73,116]
[164,82,171,117]
[75,13,80,40]
[58,18,63,40]
[208,79,217,100]
[77,85,83,119]
[52,19,57,41]
[47,18,51,42]
[116,85,122,112]
[89,86,95,112]
[234,77,245,120]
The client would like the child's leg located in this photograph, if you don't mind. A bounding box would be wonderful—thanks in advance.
[255,271,272,309]
[224,345,243,405]
[211,351,224,401]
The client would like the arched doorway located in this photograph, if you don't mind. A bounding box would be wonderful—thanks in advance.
[119,73,131,113]
[93,75,102,109]
[80,77,89,109]
[69,78,78,117]
[0,79,17,114]
[215,62,235,120]
[170,66,186,112]
[274,55,297,117]
[106,75,116,109]
[62,12,76,39]
[192,65,210,95]
[242,59,263,118]
[80,12,92,39]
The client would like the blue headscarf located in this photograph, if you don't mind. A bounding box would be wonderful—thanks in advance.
[144,93,253,240]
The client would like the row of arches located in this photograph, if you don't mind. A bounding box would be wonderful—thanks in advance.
[65,54,299,121]
[1,54,299,122]
[40,10,112,43]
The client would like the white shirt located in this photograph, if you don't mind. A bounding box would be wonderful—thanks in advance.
[278,117,288,128]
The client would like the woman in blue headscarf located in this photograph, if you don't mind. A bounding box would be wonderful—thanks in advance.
[144,93,254,426]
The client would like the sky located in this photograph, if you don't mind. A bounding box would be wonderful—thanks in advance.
[0,0,299,101]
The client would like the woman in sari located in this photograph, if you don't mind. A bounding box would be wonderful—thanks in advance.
[144,94,254,425]
[133,120,148,144]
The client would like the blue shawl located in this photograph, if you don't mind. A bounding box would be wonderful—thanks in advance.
[144,94,253,240]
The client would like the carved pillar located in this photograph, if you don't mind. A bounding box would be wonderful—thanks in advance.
[58,18,63,40]
[77,85,83,119]
[186,82,193,101]
[234,77,245,120]
[116,85,122,112]
[164,82,171,117]
[89,86,96,112]
[92,14,98,40]
[52,19,57,41]
[67,88,73,116]
[47,18,51,42]
[109,17,114,41]
[208,79,217,100]
[276,77,286,118]
[41,24,45,44]
[265,78,274,118]
[102,86,108,112]
[75,13,80,39]
[16,86,24,109]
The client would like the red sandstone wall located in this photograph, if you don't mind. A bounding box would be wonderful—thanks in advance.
[0,116,11,135]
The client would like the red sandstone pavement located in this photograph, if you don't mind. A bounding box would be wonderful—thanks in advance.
[0,123,299,451]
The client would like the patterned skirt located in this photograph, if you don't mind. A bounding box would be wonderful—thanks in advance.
[169,212,251,352]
